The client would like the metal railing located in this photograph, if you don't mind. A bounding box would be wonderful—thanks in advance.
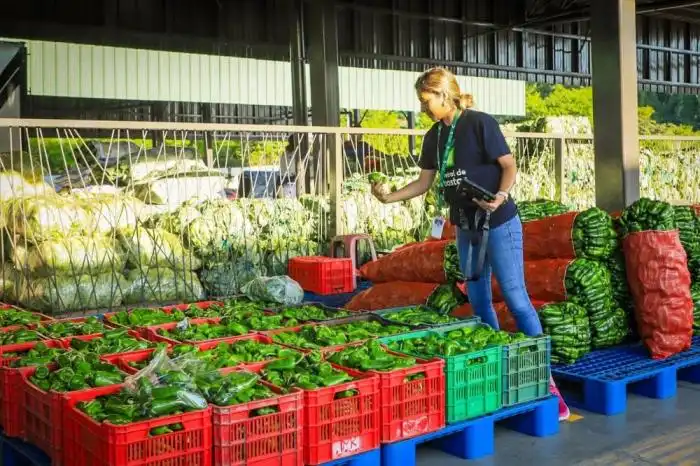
[0,118,698,315]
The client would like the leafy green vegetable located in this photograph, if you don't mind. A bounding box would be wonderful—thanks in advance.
[326,340,417,372]
[37,316,106,337]
[539,301,592,364]
[30,353,125,392]
[380,305,460,326]
[386,325,528,358]
[262,351,355,391]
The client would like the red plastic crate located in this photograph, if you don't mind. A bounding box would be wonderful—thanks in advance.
[374,356,445,442]
[64,384,212,466]
[288,256,355,296]
[302,366,380,465]
[0,340,67,438]
[212,370,303,466]
[0,326,50,357]
[22,363,125,465]
[321,343,445,443]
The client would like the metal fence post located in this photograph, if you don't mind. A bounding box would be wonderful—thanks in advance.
[329,132,344,239]
[554,136,565,204]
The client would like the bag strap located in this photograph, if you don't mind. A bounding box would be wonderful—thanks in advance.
[461,210,491,282]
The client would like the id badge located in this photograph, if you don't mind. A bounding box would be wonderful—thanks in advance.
[430,216,445,239]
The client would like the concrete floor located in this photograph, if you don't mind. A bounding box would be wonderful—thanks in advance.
[416,382,700,466]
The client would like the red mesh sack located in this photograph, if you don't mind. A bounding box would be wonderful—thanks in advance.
[492,259,569,303]
[452,300,550,333]
[522,212,577,261]
[623,230,694,359]
[359,240,453,283]
[693,205,700,216]
[345,282,439,311]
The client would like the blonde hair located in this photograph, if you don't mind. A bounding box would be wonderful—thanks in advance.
[415,67,474,110]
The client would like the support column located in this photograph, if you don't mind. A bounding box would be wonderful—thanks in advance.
[289,0,309,195]
[407,111,416,156]
[590,0,640,212]
[308,0,342,237]
[289,0,307,127]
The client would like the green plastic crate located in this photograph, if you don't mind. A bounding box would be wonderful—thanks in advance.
[379,320,502,423]
[501,336,551,407]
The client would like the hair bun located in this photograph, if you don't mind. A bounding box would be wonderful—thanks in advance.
[459,93,474,109]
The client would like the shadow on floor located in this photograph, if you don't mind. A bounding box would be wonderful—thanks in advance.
[416,383,700,466]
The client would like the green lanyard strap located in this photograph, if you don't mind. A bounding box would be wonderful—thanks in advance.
[435,110,461,212]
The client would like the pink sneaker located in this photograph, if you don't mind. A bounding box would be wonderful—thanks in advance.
[549,377,570,421]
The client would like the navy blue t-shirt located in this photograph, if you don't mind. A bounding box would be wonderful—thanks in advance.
[418,110,517,228]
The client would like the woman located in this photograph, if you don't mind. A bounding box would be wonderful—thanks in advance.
[371,67,569,420]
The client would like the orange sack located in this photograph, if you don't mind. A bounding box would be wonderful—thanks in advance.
[451,300,550,333]
[522,212,577,261]
[623,230,694,359]
[359,240,455,284]
[345,282,439,311]
[491,259,569,303]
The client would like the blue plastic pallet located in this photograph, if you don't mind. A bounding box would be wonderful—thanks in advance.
[0,435,50,466]
[381,396,559,465]
[303,280,372,308]
[552,336,700,416]
[321,449,381,466]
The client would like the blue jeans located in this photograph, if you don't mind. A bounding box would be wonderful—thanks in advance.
[456,215,543,337]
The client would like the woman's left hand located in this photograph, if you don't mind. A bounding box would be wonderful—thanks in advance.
[473,195,505,213]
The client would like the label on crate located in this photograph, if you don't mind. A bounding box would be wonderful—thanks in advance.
[332,436,362,459]
[402,416,429,438]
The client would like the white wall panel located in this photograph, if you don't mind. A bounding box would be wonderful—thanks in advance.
[5,37,526,116]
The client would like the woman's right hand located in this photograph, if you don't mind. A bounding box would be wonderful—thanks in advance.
[371,183,391,203]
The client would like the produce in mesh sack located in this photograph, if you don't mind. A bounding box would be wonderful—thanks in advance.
[345,282,440,311]
[0,262,18,302]
[4,194,90,240]
[425,282,467,315]
[619,198,693,359]
[19,273,126,314]
[131,175,227,209]
[453,300,549,334]
[538,301,592,364]
[121,267,205,305]
[117,226,202,271]
[358,240,462,284]
[606,248,638,343]
[522,208,617,261]
[673,205,700,277]
[241,276,304,306]
[199,259,263,297]
[0,171,53,202]
[517,199,570,223]
[493,258,627,348]
[692,282,700,335]
[82,193,142,233]
[12,235,123,277]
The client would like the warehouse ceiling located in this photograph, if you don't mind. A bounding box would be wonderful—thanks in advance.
[1,0,700,96]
